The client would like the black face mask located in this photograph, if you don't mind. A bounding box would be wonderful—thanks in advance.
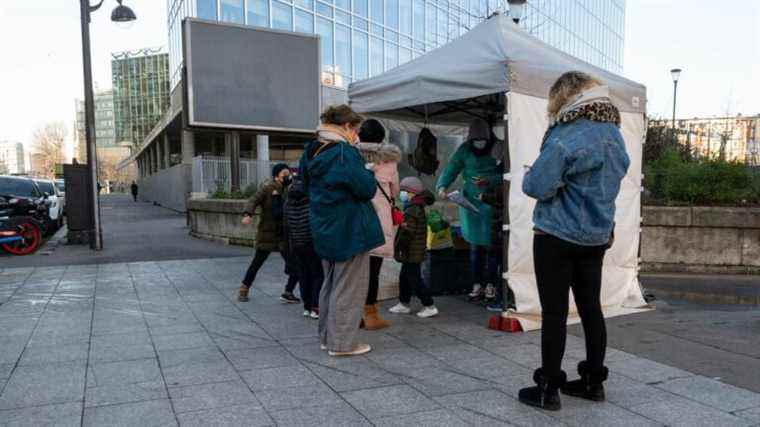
[282,175,293,187]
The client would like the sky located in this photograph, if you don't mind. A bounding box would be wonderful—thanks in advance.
[0,0,758,152]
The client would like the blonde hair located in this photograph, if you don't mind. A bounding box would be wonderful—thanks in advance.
[547,71,602,120]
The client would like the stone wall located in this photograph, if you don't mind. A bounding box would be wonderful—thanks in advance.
[138,164,192,212]
[642,206,760,274]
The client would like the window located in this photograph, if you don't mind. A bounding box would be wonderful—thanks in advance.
[399,0,411,34]
[316,1,333,17]
[336,9,350,24]
[353,30,369,80]
[247,0,269,27]
[370,0,383,24]
[354,0,368,17]
[384,41,397,70]
[335,25,351,78]
[385,0,398,29]
[426,3,435,45]
[353,16,368,30]
[197,0,217,20]
[295,9,314,33]
[370,36,383,76]
[413,0,424,39]
[295,0,314,9]
[335,0,350,9]
[221,0,244,23]
[273,1,293,30]
[316,17,334,69]
[399,47,411,65]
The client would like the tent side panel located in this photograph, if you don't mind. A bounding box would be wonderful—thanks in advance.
[506,93,649,331]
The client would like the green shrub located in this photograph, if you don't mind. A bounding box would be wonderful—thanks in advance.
[645,149,760,206]
[242,183,257,198]
[209,188,246,199]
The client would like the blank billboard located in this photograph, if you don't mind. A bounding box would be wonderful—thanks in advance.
[183,19,320,133]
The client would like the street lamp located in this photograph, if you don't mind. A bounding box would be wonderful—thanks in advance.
[79,0,136,250]
[670,68,682,138]
[507,0,527,24]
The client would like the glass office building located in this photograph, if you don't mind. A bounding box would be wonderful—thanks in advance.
[112,49,171,148]
[75,90,116,161]
[168,0,625,89]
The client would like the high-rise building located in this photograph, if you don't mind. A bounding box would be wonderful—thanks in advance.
[0,141,25,175]
[167,0,625,90]
[112,48,171,148]
[75,89,115,161]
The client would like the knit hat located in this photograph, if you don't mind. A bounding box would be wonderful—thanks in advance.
[467,118,490,141]
[400,176,424,194]
[358,119,386,143]
[271,163,290,178]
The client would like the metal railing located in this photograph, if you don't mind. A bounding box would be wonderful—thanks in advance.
[191,156,296,194]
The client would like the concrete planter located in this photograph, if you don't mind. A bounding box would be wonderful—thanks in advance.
[642,206,760,274]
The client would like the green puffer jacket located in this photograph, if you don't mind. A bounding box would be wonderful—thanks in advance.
[394,191,435,264]
[244,180,285,251]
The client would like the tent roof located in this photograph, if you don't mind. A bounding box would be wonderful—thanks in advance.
[348,14,646,121]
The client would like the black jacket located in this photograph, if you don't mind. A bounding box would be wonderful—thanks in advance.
[283,179,313,251]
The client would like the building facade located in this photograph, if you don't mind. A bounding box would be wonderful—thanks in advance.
[0,141,25,175]
[167,0,625,90]
[112,48,171,149]
[651,116,760,165]
[75,90,116,162]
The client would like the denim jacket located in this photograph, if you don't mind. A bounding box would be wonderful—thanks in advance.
[522,118,630,246]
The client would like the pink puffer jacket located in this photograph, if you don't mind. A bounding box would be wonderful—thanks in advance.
[357,142,401,259]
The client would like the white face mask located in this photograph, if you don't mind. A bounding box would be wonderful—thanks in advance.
[472,139,488,150]
[400,191,410,204]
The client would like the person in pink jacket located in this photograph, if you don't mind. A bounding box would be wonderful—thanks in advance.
[357,119,401,330]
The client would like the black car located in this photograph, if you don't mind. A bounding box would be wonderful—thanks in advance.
[0,176,52,234]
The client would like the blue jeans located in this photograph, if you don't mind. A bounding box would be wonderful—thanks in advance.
[470,245,499,286]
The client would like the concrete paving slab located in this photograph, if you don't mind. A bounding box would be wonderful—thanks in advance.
[341,384,441,419]
[175,406,275,427]
[151,331,216,352]
[18,342,89,366]
[254,383,344,412]
[628,394,754,427]
[303,359,404,392]
[608,356,695,384]
[373,409,471,427]
[0,401,82,427]
[0,360,86,410]
[734,406,760,424]
[397,366,494,397]
[169,379,260,414]
[655,376,760,412]
[434,389,564,426]
[162,360,239,388]
[240,365,323,391]
[224,346,300,371]
[89,358,162,387]
[83,399,177,427]
[85,380,168,408]
[269,401,371,427]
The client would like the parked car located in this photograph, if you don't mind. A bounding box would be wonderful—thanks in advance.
[0,196,44,255]
[35,179,65,230]
[0,176,52,236]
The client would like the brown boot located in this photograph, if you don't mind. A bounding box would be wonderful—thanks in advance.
[238,284,250,302]
[363,304,391,330]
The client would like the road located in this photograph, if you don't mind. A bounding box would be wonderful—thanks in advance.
[3,194,759,393]
[0,194,250,268]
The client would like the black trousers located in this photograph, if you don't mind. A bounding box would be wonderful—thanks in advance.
[534,233,607,378]
[399,263,434,307]
[242,250,295,288]
[366,256,383,305]
[294,247,324,310]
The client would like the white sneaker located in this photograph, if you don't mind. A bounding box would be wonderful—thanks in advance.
[320,344,327,351]
[310,310,319,319]
[485,284,496,300]
[329,343,372,357]
[303,310,311,317]
[389,303,412,314]
[417,306,439,318]
[468,284,483,299]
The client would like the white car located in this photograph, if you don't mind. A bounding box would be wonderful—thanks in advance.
[34,179,65,230]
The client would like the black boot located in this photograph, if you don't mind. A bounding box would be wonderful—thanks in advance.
[561,361,608,402]
[518,369,566,411]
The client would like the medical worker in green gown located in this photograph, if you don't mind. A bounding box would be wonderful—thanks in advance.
[436,118,501,302]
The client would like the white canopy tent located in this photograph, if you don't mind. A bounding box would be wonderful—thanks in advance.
[348,14,650,331]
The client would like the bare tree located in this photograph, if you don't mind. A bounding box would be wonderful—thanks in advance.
[32,122,67,178]
[97,154,132,193]
[717,90,739,161]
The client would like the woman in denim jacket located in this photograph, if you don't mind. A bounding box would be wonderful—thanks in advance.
[518,71,630,411]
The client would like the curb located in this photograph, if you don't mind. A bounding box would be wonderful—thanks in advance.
[641,274,760,306]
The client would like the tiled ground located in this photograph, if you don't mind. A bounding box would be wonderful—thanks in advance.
[1,257,759,426]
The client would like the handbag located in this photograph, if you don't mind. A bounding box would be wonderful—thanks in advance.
[376,181,404,226]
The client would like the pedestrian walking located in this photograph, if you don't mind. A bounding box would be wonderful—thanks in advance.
[299,105,384,357]
[518,71,629,411]
[436,118,501,303]
[238,164,300,303]
[130,181,138,202]
[283,176,323,319]
[388,177,438,318]
[356,119,400,330]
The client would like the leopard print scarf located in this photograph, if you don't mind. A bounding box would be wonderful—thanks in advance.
[558,101,621,126]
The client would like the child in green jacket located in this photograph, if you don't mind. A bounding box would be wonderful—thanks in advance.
[389,177,439,318]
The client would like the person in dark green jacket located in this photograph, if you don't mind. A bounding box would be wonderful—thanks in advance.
[299,105,384,357]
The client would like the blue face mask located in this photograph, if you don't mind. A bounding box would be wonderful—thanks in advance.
[400,191,412,208]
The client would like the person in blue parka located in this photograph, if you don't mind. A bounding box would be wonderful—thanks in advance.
[436,118,501,302]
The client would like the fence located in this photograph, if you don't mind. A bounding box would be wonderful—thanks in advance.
[191,156,297,194]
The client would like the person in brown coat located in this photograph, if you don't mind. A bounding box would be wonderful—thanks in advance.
[388,177,439,318]
[238,163,299,303]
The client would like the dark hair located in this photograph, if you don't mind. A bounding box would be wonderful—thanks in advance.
[320,104,362,127]
[358,119,386,143]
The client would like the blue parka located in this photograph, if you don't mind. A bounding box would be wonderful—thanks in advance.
[299,140,385,262]
[436,143,500,246]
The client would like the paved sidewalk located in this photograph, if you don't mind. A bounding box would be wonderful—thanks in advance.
[1,258,759,426]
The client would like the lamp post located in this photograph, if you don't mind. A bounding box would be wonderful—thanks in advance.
[507,0,527,24]
[79,0,136,250]
[670,68,682,141]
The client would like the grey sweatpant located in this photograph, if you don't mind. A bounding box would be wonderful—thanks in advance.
[319,252,370,353]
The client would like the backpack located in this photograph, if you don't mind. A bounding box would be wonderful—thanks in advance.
[408,128,439,176]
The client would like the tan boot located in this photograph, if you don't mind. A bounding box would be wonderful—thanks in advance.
[363,304,391,330]
[238,284,250,302]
